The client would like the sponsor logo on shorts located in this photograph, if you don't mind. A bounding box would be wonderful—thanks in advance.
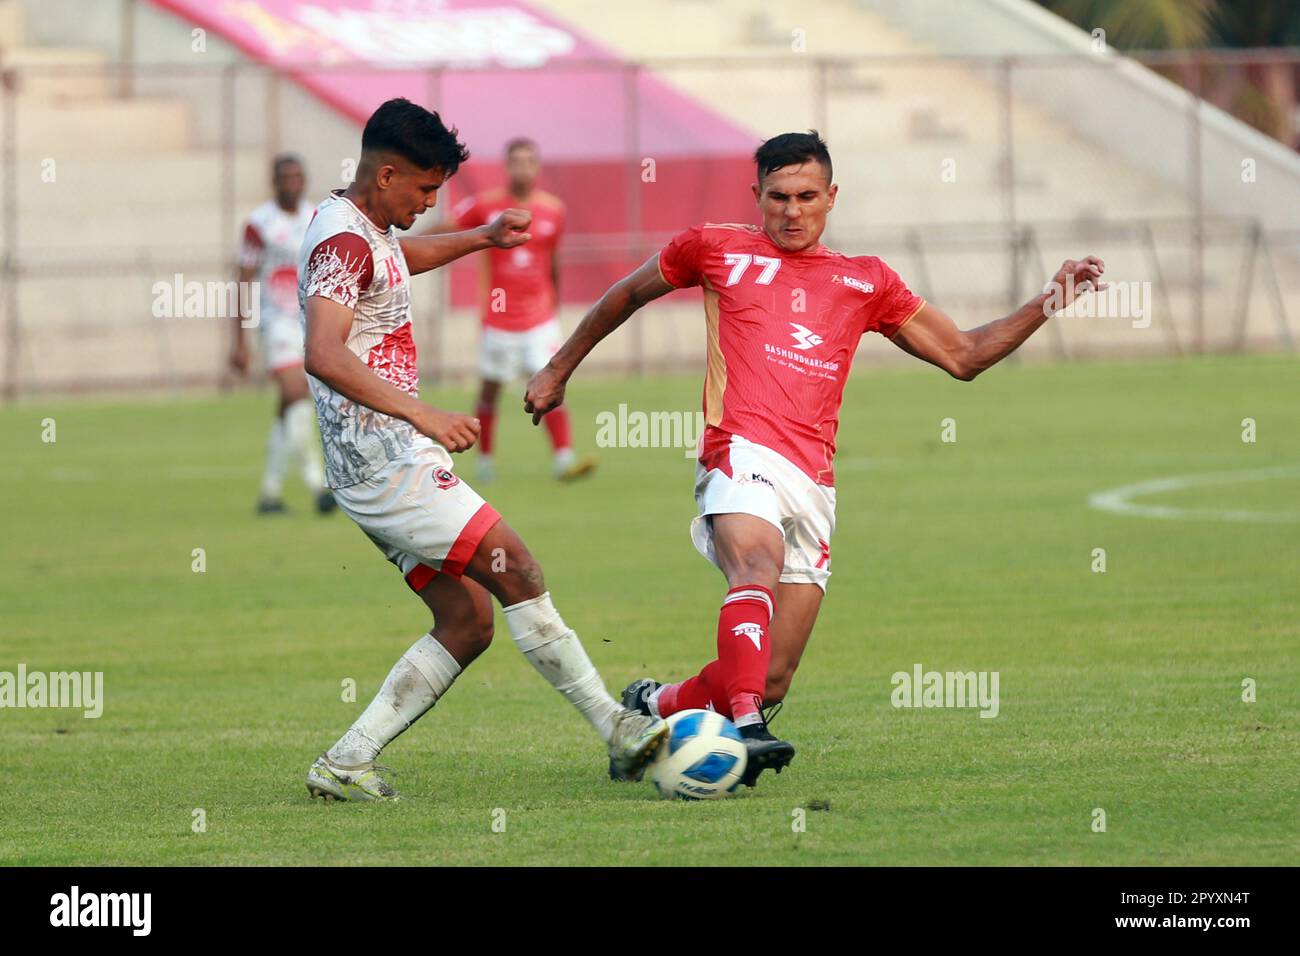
[433,467,460,489]
[736,471,774,489]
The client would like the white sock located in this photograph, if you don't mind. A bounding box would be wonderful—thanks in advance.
[260,416,288,500]
[646,685,664,718]
[554,448,574,470]
[283,398,325,493]
[327,632,462,765]
[503,591,620,743]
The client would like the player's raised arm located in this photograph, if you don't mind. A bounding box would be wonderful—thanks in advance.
[303,295,480,452]
[891,256,1106,381]
[398,208,532,275]
[524,253,675,424]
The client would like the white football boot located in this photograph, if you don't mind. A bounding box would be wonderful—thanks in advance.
[607,708,669,782]
[306,753,402,802]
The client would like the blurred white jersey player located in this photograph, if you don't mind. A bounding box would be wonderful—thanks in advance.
[229,154,336,516]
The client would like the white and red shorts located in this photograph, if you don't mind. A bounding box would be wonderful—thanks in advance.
[334,440,500,592]
[690,433,836,591]
[479,317,561,383]
[259,314,306,373]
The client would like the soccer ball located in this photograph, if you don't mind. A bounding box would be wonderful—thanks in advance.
[649,709,748,800]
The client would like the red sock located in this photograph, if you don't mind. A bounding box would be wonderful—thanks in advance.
[475,403,496,456]
[543,405,571,452]
[715,584,774,724]
[655,660,730,718]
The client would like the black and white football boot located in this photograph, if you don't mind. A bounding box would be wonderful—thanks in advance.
[608,678,663,781]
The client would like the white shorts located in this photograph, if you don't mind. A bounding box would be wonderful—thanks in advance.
[479,318,562,383]
[259,314,305,373]
[689,434,836,591]
[334,441,501,592]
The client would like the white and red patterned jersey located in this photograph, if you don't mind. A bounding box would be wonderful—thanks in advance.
[239,199,314,324]
[658,223,925,487]
[298,190,426,489]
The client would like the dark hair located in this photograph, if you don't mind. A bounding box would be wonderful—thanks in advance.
[361,98,470,174]
[271,153,303,176]
[504,137,539,159]
[754,130,832,184]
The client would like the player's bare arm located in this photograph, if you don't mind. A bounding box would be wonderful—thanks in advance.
[892,256,1106,380]
[524,254,674,423]
[303,294,480,452]
[398,208,532,275]
[228,263,257,376]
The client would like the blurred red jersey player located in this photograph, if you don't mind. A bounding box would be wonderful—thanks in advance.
[451,139,595,483]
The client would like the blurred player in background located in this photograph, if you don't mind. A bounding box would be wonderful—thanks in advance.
[229,154,335,516]
[448,139,595,483]
[299,99,666,801]
[526,131,1105,787]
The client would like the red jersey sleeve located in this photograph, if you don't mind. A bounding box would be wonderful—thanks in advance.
[453,194,483,230]
[238,222,264,271]
[657,225,710,289]
[862,259,925,337]
[301,232,374,310]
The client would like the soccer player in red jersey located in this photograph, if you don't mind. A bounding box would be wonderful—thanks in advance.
[449,139,595,483]
[525,131,1105,786]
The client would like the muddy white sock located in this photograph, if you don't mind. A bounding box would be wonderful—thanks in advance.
[503,591,619,743]
[327,632,462,765]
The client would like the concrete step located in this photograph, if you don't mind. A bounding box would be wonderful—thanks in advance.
[0,97,192,156]
[0,46,114,99]
[13,149,275,206]
[15,205,230,251]
[0,0,22,47]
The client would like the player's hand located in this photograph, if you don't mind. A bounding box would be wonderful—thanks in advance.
[1044,256,1107,314]
[487,209,532,249]
[412,406,480,453]
[524,364,566,425]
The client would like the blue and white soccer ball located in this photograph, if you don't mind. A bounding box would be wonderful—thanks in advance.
[649,708,748,800]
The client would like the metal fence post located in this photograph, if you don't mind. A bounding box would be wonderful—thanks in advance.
[1000,56,1019,316]
[220,64,237,269]
[625,61,644,376]
[2,68,18,402]
[118,0,136,99]
[1188,62,1205,353]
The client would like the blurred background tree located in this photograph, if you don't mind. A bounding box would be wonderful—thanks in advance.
[1036,0,1300,145]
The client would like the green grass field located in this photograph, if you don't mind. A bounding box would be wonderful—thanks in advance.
[1,354,1296,865]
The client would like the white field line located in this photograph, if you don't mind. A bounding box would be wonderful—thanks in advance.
[1088,464,1300,523]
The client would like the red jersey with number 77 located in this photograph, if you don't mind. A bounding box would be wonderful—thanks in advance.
[657,223,925,487]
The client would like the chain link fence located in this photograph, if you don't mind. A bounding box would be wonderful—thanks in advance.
[1,47,1297,398]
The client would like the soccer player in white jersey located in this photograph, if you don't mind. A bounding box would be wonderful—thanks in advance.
[229,154,335,516]
[299,98,667,801]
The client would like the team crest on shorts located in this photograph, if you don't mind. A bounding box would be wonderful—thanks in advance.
[433,467,460,489]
